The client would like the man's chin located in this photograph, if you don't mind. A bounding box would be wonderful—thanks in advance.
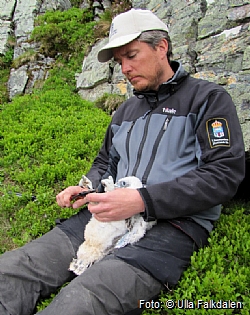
[131,81,158,92]
[132,83,149,92]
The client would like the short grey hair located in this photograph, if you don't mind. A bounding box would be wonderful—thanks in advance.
[137,30,173,63]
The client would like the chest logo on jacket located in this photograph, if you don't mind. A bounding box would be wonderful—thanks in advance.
[162,107,176,114]
[206,118,230,148]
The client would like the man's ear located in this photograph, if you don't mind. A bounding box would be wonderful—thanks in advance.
[156,39,169,59]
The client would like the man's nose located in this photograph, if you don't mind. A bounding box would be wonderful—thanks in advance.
[121,60,132,75]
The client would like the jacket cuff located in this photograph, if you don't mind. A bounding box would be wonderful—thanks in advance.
[138,187,156,222]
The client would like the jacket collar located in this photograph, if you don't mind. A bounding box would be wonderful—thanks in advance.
[133,61,189,104]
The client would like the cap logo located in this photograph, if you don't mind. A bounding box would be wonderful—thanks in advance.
[110,22,117,39]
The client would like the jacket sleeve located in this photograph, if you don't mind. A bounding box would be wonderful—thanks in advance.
[85,123,113,189]
[95,145,120,192]
[139,89,245,221]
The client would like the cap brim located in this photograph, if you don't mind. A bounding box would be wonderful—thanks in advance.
[98,32,141,62]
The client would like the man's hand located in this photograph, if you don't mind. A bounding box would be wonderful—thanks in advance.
[85,188,145,222]
[56,186,89,209]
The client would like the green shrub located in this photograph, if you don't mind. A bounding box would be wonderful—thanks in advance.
[0,68,10,105]
[30,7,95,59]
[0,85,111,249]
[0,47,14,69]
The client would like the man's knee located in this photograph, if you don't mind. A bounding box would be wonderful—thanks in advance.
[72,256,163,313]
[37,256,163,315]
[0,227,76,315]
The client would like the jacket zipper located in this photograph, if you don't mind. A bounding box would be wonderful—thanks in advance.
[125,121,135,177]
[131,110,152,176]
[141,116,171,185]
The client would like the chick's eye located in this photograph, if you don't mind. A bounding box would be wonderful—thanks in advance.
[121,181,127,187]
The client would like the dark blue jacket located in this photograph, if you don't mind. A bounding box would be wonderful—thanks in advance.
[87,61,245,232]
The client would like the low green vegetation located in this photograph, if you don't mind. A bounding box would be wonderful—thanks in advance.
[0,7,112,251]
[155,204,250,314]
[0,3,249,314]
[31,7,95,60]
[0,78,111,251]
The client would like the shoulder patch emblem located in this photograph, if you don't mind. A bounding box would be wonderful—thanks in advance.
[206,118,230,148]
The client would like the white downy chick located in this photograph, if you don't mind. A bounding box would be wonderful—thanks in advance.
[69,175,156,275]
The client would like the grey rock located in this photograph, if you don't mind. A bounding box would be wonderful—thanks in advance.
[78,82,112,102]
[8,65,29,100]
[38,0,71,13]
[242,46,250,70]
[76,39,110,90]
[227,4,250,21]
[0,20,12,54]
[0,0,16,54]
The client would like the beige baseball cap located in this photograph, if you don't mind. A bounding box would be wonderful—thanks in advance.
[97,8,169,63]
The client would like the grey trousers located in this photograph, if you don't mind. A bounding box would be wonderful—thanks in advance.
[0,227,163,315]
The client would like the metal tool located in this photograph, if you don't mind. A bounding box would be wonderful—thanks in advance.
[70,189,96,201]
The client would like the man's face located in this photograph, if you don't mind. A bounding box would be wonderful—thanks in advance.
[113,40,169,91]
